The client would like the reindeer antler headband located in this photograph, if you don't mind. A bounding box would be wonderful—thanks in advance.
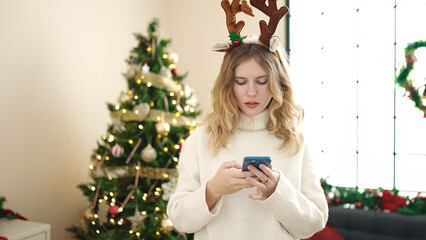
[212,0,288,57]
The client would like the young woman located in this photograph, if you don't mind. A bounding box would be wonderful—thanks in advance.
[166,42,328,240]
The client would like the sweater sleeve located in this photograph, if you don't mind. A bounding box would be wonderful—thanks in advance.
[259,143,328,239]
[166,129,223,233]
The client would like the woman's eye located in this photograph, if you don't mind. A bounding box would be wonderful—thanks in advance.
[235,81,246,85]
[258,81,268,85]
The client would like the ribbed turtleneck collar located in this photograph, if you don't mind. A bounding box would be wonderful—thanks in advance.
[237,110,269,131]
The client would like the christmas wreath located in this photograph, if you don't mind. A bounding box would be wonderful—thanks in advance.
[395,40,426,118]
[321,179,426,215]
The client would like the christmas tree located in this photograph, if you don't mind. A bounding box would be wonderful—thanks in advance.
[68,18,200,240]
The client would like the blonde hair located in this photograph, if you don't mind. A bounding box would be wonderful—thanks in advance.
[204,44,304,156]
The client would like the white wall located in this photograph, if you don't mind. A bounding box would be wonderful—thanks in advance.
[0,1,286,239]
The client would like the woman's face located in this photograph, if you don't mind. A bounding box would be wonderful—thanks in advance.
[233,58,272,116]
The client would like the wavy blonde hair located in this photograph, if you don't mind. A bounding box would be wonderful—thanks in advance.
[204,43,304,156]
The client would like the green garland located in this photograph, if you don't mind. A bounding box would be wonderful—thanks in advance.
[321,178,426,215]
[395,40,426,118]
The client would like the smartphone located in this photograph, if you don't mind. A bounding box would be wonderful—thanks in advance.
[242,156,271,171]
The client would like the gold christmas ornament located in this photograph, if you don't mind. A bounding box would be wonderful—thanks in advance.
[155,122,170,135]
[141,144,157,163]
[167,52,179,64]
[161,214,174,233]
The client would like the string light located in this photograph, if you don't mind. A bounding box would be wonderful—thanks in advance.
[122,109,127,113]
[155,207,160,211]
[156,116,161,121]
[96,155,102,160]
[136,79,142,84]
[108,176,112,180]
[169,92,175,97]
[184,105,190,111]
[138,124,144,129]
[190,107,195,112]
[150,101,154,107]
[103,196,108,200]
[118,207,123,212]
[129,230,134,234]
[109,192,114,197]
[118,219,123,225]
[102,136,107,140]
[94,214,98,218]
[163,173,169,178]
[92,221,96,225]
[156,231,160,236]
[90,186,96,191]
[142,193,148,201]
[129,139,134,144]
[147,82,152,87]
[110,218,115,224]
[98,199,103,203]
[115,104,120,110]
[173,157,178,162]
[147,47,152,52]
[135,165,140,170]
[134,95,139,100]
[136,232,141,237]
[105,156,110,161]
[96,230,100,234]
[89,165,94,170]
[174,144,180,150]
[107,135,115,142]
[142,211,147,215]
[155,191,159,196]
[134,109,139,114]
[162,54,168,59]
[163,147,168,152]
[175,112,181,117]
[171,100,177,105]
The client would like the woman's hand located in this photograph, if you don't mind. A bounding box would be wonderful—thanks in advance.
[206,161,256,210]
[246,164,280,200]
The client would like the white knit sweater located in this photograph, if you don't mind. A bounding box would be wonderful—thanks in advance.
[167,111,328,240]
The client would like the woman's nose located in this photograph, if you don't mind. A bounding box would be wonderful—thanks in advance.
[247,83,257,96]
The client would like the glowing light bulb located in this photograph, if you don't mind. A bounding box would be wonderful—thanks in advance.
[136,232,141,237]
[155,207,160,211]
[147,47,152,52]
[174,144,180,150]
[169,92,175,97]
[173,157,178,162]
[162,54,168,59]
[89,165,94,170]
[134,110,139,114]
[115,105,120,110]
[190,107,195,112]
[107,135,115,142]
[135,166,140,170]
[94,214,98,218]
[156,116,161,121]
[134,95,139,99]
[105,156,110,161]
[118,207,123,212]
[172,100,177,105]
[138,124,143,129]
[147,82,152,87]
[155,191,159,196]
[96,155,101,160]
[129,139,134,144]
[142,211,147,215]
[90,186,96,191]
[136,79,142,84]
[109,192,114,197]
[163,147,168,152]
[122,109,127,113]
[92,221,96,225]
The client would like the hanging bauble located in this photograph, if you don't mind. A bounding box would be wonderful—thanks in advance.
[133,103,150,121]
[161,214,174,233]
[167,52,179,64]
[171,68,179,77]
[141,144,157,163]
[126,64,141,80]
[111,144,124,158]
[108,205,120,217]
[155,122,170,135]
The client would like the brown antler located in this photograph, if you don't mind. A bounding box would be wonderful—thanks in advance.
[221,0,254,34]
[250,0,288,45]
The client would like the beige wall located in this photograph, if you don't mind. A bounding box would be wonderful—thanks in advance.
[0,1,285,239]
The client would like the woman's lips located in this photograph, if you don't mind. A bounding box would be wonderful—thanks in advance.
[245,102,259,109]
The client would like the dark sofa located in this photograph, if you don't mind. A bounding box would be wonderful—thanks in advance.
[327,206,426,240]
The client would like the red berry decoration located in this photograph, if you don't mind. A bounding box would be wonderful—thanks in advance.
[368,189,373,193]
[233,39,241,46]
[356,202,362,208]
[108,205,120,217]
[374,205,380,210]
[335,198,341,204]
[374,192,381,198]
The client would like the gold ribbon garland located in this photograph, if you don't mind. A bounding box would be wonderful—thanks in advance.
[111,108,197,127]
[91,165,177,180]
[132,71,182,93]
